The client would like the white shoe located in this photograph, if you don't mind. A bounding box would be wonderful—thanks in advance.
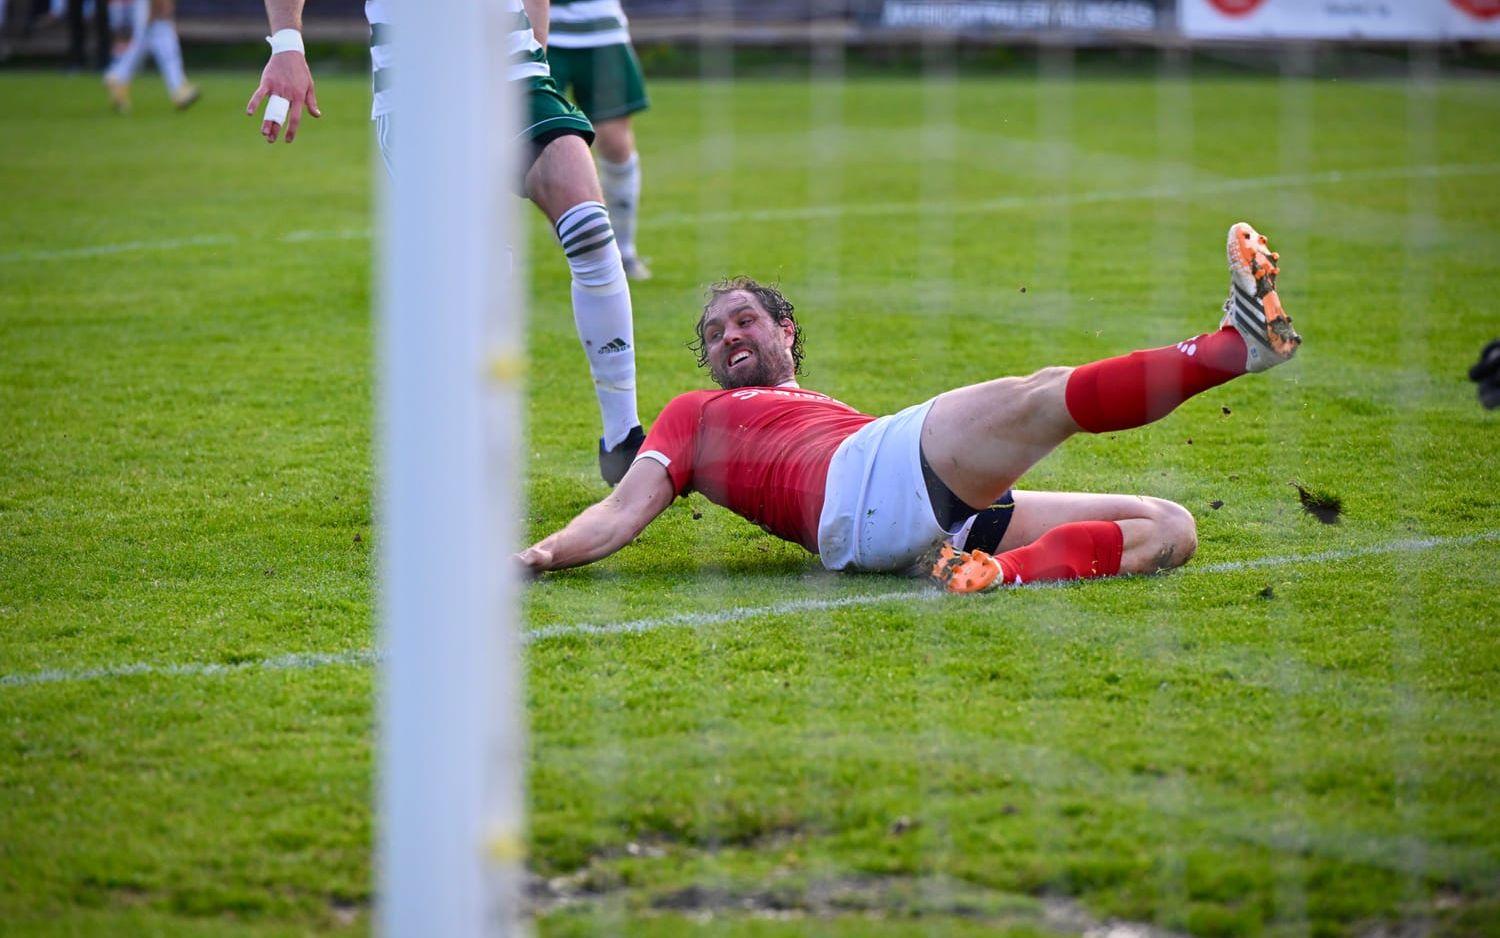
[622,255,652,281]
[104,76,131,114]
[172,83,201,111]
[1221,222,1300,372]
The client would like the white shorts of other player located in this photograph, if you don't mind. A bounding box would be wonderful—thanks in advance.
[818,398,956,573]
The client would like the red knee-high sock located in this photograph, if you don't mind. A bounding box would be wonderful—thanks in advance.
[1064,326,1247,433]
[995,520,1124,585]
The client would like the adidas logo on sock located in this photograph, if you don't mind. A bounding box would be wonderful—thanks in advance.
[598,337,631,354]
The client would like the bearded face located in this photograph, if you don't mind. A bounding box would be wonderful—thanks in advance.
[701,291,797,389]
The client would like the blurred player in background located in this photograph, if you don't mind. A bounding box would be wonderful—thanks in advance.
[246,0,647,484]
[103,0,198,112]
[547,0,652,280]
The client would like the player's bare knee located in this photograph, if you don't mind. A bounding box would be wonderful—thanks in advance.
[594,119,634,164]
[1144,497,1196,570]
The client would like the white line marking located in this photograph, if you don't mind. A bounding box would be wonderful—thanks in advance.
[532,530,1500,645]
[2,531,1495,689]
[0,228,369,264]
[4,162,1496,264]
[0,649,377,689]
[5,234,239,262]
[652,162,1500,227]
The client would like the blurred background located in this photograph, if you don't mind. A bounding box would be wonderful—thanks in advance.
[4,1,1497,71]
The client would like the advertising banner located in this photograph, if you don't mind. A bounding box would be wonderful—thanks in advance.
[869,1,1160,32]
[1180,0,1500,40]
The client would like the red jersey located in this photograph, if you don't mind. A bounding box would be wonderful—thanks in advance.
[637,386,876,552]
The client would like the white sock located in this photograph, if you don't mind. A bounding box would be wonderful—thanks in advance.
[555,200,639,448]
[597,153,641,261]
[146,18,186,93]
[104,0,149,83]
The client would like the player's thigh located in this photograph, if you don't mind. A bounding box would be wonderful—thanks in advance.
[150,0,173,19]
[521,76,601,219]
[999,490,1189,553]
[525,133,604,221]
[920,368,1073,507]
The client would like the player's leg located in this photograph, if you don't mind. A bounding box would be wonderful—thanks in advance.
[593,117,646,279]
[942,490,1197,591]
[102,0,149,112]
[924,222,1297,510]
[145,0,196,108]
[523,95,643,484]
[374,113,394,179]
[936,489,1201,592]
[927,223,1297,591]
[568,42,652,280]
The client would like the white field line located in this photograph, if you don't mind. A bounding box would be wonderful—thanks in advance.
[654,161,1500,227]
[0,649,377,689]
[2,530,1496,690]
[0,228,370,264]
[529,530,1500,643]
[3,162,1497,265]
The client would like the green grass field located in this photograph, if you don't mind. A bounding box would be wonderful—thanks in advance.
[2,66,1499,936]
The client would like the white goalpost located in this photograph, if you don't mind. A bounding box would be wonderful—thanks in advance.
[378,1,524,935]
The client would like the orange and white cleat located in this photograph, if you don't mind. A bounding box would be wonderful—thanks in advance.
[1222,222,1301,372]
[931,543,1005,594]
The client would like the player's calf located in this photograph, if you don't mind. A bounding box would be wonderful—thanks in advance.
[1064,221,1302,434]
[932,498,1193,593]
[553,200,644,481]
[933,519,1125,593]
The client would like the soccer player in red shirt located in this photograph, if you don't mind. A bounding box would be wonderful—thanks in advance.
[516,223,1300,592]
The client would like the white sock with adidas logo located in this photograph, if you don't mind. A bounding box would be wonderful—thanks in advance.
[555,200,640,449]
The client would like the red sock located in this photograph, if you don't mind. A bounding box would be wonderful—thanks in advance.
[995,520,1124,585]
[1064,326,1247,433]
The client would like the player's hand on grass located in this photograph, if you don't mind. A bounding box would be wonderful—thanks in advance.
[247,49,320,144]
[514,547,554,580]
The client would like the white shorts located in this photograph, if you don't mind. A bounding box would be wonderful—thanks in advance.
[817,398,960,573]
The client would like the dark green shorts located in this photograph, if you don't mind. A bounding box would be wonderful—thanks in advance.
[372,73,592,190]
[522,73,595,150]
[546,43,650,122]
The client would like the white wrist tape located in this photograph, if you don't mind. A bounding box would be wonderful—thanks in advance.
[266,28,304,56]
[264,94,290,126]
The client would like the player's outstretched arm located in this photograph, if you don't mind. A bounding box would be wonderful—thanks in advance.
[515,458,675,575]
[246,0,321,144]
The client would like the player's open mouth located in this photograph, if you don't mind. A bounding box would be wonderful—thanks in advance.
[728,349,753,367]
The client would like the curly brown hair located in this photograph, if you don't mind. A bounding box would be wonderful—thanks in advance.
[690,276,805,376]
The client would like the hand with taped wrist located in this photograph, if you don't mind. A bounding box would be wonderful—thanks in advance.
[246,28,321,144]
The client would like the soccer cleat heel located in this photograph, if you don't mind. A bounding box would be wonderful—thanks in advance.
[1221,222,1301,372]
[599,424,646,486]
[931,544,1004,594]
